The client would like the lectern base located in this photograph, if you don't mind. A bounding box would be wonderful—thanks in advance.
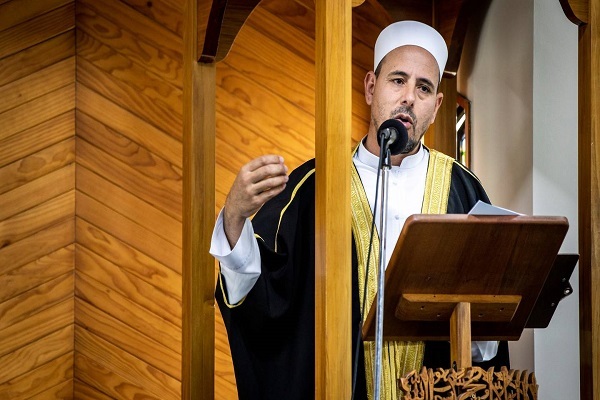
[399,366,538,400]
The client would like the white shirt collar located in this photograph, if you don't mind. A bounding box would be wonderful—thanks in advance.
[355,139,426,170]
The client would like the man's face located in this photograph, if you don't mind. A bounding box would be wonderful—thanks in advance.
[364,45,444,155]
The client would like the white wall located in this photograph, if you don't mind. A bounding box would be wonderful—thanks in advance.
[459,0,534,215]
[532,0,579,398]
[457,0,579,396]
[458,0,536,372]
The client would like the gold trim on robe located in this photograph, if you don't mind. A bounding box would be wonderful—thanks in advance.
[350,148,454,399]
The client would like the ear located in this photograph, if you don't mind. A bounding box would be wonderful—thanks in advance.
[431,92,444,122]
[364,71,376,105]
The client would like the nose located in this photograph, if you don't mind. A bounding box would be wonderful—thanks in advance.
[400,84,415,107]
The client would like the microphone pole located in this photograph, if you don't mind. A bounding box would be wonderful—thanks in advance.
[373,119,407,399]
[373,145,391,400]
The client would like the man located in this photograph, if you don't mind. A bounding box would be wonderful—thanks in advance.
[210,21,509,400]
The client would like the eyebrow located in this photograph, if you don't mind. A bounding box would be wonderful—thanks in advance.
[388,70,436,91]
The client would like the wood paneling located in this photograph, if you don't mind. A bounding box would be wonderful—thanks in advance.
[76,1,182,87]
[0,84,75,142]
[73,2,185,395]
[0,353,73,400]
[0,3,74,59]
[75,326,181,400]
[75,298,181,379]
[76,190,181,272]
[0,112,74,168]
[76,245,182,326]
[0,299,73,356]
[76,219,182,296]
[0,32,75,87]
[0,0,72,31]
[77,57,183,140]
[77,84,182,164]
[74,352,165,400]
[0,57,75,113]
[0,324,74,383]
[76,165,182,246]
[0,1,75,397]
[0,248,73,303]
[28,378,74,400]
[0,139,75,194]
[0,165,75,221]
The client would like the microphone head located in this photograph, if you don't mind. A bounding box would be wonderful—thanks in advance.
[377,119,408,155]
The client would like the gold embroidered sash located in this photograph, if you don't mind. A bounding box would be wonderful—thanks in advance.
[350,149,454,400]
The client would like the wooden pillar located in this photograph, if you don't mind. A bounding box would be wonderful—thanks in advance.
[577,1,600,399]
[561,0,600,398]
[314,0,352,398]
[182,0,215,399]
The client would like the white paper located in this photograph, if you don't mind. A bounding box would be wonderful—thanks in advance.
[468,200,522,216]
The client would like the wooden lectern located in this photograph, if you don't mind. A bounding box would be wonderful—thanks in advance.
[362,214,574,399]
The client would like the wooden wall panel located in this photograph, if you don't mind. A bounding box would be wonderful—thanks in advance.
[0,32,75,86]
[0,2,75,397]
[0,353,74,400]
[75,326,181,400]
[74,0,184,397]
[0,4,74,59]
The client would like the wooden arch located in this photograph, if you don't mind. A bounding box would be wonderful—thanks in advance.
[183,0,600,399]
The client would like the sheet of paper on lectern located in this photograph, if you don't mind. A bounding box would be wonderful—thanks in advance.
[468,200,522,216]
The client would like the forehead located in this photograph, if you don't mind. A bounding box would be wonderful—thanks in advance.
[378,45,440,82]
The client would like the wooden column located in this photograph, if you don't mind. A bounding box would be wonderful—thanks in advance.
[561,0,600,398]
[182,0,215,399]
[314,0,352,398]
[577,1,600,399]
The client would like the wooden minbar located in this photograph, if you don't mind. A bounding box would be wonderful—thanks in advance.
[362,214,575,399]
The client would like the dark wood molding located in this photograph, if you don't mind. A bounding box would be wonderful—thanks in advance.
[198,0,261,63]
[560,0,589,24]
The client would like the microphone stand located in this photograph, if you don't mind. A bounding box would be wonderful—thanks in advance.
[373,145,392,400]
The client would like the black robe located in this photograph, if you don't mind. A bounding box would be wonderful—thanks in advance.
[216,157,509,400]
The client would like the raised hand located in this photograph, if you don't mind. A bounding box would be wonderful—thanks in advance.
[223,155,289,248]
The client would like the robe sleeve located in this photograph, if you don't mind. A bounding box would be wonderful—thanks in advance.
[215,159,318,400]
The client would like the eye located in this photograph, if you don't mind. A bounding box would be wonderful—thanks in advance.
[392,77,405,85]
[418,85,432,94]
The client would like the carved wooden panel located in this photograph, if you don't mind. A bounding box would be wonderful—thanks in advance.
[400,367,538,400]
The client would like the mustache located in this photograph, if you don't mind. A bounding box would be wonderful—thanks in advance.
[390,106,417,125]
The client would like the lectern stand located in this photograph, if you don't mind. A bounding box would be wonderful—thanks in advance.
[362,214,575,399]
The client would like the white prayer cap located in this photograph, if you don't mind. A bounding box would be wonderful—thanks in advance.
[374,20,448,80]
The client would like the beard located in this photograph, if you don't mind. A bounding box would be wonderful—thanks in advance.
[373,105,423,154]
[391,106,419,154]
[400,136,420,154]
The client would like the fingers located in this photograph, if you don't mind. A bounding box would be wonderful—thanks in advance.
[252,174,288,195]
[245,155,285,173]
[243,155,288,184]
[225,155,289,220]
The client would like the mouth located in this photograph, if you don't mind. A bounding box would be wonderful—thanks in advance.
[395,113,414,129]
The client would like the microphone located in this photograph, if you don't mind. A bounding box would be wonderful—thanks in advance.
[377,119,408,156]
